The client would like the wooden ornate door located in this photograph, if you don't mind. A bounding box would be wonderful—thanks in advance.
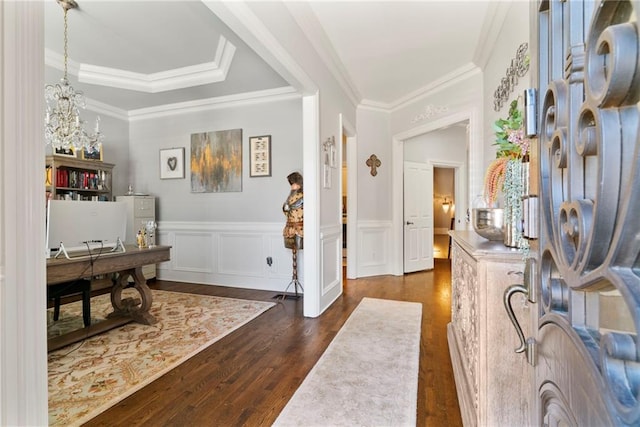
[532,0,640,424]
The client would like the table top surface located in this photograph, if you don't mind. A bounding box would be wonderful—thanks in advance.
[46,245,171,284]
[47,244,170,265]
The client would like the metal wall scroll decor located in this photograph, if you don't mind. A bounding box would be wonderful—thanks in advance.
[493,42,530,111]
[366,154,381,176]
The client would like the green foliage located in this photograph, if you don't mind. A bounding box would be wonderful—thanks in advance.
[493,99,526,159]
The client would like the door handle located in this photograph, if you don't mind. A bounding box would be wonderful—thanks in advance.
[503,257,537,366]
[504,284,528,353]
[406,221,414,225]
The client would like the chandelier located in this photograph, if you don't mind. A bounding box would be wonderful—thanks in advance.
[45,0,103,153]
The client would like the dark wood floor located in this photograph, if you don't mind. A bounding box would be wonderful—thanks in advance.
[84,259,461,427]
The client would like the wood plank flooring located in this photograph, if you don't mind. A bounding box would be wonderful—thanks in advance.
[84,259,461,427]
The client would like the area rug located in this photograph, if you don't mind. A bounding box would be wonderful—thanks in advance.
[273,297,422,426]
[48,289,275,426]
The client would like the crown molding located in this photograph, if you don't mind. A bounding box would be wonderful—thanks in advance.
[357,101,390,113]
[203,1,317,95]
[85,97,129,121]
[472,1,512,69]
[78,36,235,92]
[45,47,81,76]
[284,1,361,108]
[46,36,236,93]
[358,64,481,113]
[390,63,481,112]
[128,86,300,121]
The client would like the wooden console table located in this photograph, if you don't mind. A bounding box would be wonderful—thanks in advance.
[47,245,171,352]
[447,231,530,426]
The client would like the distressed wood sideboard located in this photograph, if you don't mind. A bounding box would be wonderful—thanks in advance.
[448,231,531,426]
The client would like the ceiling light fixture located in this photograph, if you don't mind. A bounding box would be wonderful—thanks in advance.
[45,0,103,153]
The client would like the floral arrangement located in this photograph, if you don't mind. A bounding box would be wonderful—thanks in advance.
[483,99,530,206]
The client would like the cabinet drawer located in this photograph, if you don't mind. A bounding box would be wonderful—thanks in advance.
[134,197,155,216]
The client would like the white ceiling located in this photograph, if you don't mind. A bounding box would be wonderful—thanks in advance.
[306,1,491,106]
[44,0,493,114]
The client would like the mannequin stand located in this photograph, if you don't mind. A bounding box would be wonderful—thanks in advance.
[281,243,303,300]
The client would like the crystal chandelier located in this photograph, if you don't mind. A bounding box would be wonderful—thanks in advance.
[45,0,103,153]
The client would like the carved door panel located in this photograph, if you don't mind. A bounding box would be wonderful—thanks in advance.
[533,0,640,425]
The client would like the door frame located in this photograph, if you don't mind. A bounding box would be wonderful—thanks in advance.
[391,107,481,275]
[340,114,358,280]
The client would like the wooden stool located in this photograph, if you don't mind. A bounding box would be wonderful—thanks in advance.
[48,279,92,327]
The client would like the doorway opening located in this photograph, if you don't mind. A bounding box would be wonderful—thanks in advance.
[341,134,347,269]
[433,167,455,259]
[400,121,469,274]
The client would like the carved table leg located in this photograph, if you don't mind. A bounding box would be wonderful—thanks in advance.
[108,267,157,325]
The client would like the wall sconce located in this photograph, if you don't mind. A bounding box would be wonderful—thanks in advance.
[442,197,451,213]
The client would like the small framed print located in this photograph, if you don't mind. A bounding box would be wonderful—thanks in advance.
[160,147,185,179]
[249,135,271,177]
[81,143,103,161]
[54,147,76,158]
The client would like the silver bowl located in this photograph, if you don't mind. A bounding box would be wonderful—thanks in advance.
[472,208,505,241]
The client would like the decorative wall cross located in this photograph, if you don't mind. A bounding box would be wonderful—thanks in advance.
[366,154,381,176]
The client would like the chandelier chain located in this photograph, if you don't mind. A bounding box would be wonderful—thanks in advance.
[63,8,69,79]
[45,0,104,153]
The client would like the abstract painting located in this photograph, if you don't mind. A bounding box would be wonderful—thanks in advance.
[190,129,242,193]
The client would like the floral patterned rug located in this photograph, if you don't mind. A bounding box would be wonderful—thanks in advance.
[47,289,275,426]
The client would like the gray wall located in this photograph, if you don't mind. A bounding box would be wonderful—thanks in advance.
[356,107,392,221]
[403,125,467,161]
[128,97,303,222]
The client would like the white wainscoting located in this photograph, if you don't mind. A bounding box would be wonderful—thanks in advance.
[157,221,303,292]
[357,220,393,277]
[320,224,342,298]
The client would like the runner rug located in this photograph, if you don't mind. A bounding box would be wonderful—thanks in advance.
[47,289,275,426]
[273,297,422,426]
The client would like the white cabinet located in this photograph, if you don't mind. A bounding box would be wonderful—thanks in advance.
[116,195,156,280]
[448,231,530,426]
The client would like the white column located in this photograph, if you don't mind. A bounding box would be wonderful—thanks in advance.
[302,93,320,317]
[0,2,48,425]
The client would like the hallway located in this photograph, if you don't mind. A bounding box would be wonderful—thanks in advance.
[85,259,460,426]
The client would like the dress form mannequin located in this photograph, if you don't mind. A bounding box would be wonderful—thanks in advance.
[282,172,304,298]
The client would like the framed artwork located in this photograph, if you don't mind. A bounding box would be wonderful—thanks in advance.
[190,129,242,192]
[160,147,185,179]
[81,143,103,161]
[54,147,76,158]
[249,135,271,177]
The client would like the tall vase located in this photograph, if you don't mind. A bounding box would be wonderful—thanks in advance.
[503,159,524,248]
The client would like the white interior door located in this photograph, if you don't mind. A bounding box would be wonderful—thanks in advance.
[403,161,433,273]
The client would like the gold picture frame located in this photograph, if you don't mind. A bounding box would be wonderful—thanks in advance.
[53,147,76,158]
[81,143,103,161]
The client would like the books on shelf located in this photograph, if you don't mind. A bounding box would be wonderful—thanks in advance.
[53,169,104,191]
